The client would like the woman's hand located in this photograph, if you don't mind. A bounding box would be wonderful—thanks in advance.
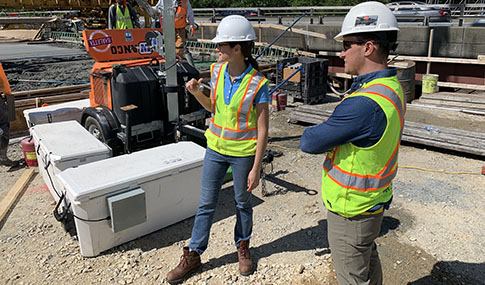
[186,78,203,95]
[247,168,261,192]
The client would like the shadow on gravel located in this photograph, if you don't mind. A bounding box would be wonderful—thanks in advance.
[102,185,264,255]
[408,260,485,285]
[380,216,401,236]
[207,219,330,269]
[263,170,318,196]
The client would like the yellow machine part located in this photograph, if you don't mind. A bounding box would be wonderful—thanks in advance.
[0,0,158,10]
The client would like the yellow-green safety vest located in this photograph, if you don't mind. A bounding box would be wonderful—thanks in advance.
[115,5,133,29]
[322,75,406,218]
[205,62,268,157]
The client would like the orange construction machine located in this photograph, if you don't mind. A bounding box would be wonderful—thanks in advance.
[81,25,207,154]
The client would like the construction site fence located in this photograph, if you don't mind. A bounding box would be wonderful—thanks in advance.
[185,41,299,61]
[1,3,484,17]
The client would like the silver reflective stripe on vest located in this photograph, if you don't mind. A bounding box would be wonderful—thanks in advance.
[208,122,258,140]
[358,83,404,178]
[237,72,264,130]
[323,84,404,190]
[324,158,396,190]
[359,84,404,125]
[210,62,225,115]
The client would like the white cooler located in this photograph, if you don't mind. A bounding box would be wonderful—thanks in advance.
[23,99,89,127]
[30,120,112,204]
[56,141,205,257]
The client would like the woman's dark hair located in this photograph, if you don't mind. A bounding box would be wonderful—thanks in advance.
[228,41,259,71]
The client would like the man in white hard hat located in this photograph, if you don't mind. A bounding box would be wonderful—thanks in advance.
[301,2,405,284]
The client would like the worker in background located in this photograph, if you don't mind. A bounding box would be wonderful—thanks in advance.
[152,0,195,58]
[300,2,405,284]
[165,15,269,284]
[0,63,19,168]
[108,0,139,29]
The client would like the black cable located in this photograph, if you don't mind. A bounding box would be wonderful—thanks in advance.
[42,150,110,223]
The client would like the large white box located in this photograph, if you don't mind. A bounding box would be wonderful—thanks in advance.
[30,120,112,203]
[56,142,205,257]
[23,99,89,127]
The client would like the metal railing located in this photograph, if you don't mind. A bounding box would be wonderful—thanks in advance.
[193,4,485,24]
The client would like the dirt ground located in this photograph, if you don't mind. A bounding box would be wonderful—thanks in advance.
[1,98,485,284]
[1,42,485,284]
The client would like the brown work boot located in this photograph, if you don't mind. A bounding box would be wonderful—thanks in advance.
[166,247,201,284]
[238,240,254,276]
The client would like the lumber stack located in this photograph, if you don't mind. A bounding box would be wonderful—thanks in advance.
[412,92,485,116]
[10,85,90,134]
[286,104,485,157]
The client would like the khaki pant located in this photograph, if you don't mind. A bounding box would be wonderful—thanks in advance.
[327,209,384,285]
[175,28,186,59]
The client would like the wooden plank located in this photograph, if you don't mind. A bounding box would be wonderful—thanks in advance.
[419,93,485,103]
[402,135,485,156]
[0,168,36,223]
[388,54,485,65]
[320,52,485,65]
[403,126,485,149]
[415,98,485,108]
[409,102,485,116]
[288,104,485,156]
[259,23,328,39]
[15,92,89,108]
[12,84,91,98]
[405,121,485,140]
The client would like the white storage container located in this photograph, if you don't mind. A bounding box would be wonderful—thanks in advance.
[23,99,89,127]
[56,141,205,257]
[31,120,112,204]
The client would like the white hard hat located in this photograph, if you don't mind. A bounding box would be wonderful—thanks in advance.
[334,1,399,42]
[212,15,257,43]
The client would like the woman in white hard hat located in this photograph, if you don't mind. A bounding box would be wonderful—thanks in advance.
[301,2,405,285]
[166,15,269,284]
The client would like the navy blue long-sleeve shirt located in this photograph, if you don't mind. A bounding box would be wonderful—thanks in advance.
[300,69,397,154]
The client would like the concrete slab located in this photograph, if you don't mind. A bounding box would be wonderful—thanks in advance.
[0,43,86,61]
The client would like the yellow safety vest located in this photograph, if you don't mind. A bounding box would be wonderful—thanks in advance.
[322,75,406,218]
[205,62,268,157]
[174,0,187,29]
[115,4,133,29]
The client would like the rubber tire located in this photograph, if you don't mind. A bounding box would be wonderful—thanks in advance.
[84,116,107,143]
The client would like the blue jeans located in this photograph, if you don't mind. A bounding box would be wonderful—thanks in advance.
[189,147,255,255]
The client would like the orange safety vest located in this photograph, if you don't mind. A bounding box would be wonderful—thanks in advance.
[174,0,188,29]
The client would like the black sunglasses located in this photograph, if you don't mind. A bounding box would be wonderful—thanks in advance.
[216,42,230,49]
[342,40,369,51]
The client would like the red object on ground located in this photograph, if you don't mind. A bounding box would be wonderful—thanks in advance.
[21,137,38,167]
[482,166,485,175]
[277,92,287,111]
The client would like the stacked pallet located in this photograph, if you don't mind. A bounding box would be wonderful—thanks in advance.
[412,92,485,116]
[286,104,485,157]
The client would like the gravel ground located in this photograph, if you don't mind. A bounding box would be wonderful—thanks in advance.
[1,106,484,285]
[1,44,485,284]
